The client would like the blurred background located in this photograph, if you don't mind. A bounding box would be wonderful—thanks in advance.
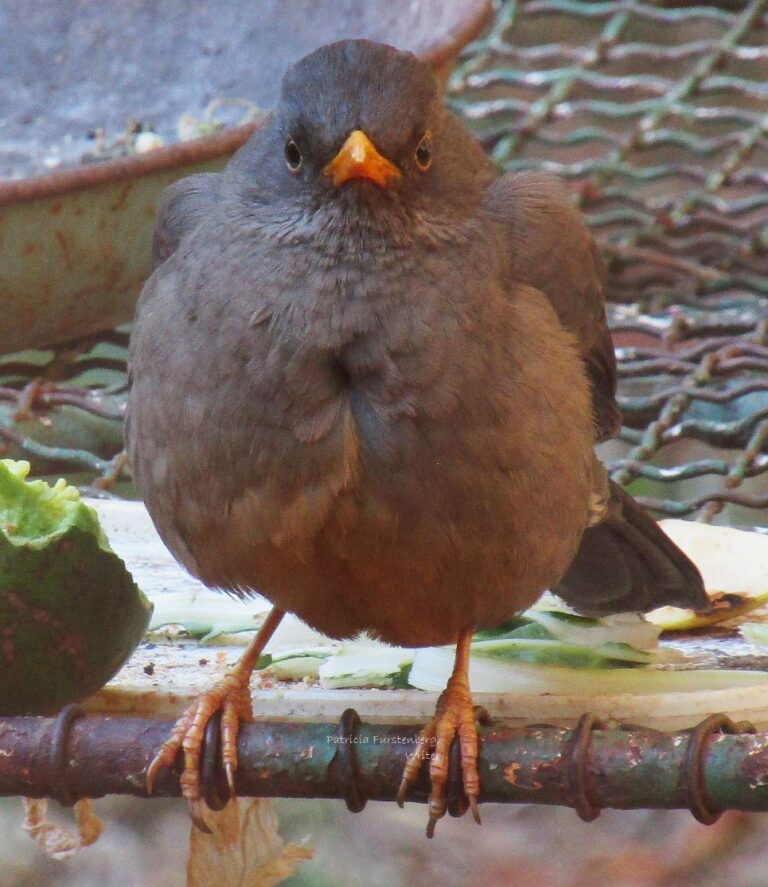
[3,797,768,887]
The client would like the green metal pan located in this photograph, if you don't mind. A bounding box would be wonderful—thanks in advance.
[0,0,491,354]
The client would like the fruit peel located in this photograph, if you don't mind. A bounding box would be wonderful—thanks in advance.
[0,460,152,715]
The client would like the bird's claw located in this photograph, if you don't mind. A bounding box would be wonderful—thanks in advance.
[397,676,482,837]
[145,667,254,830]
[225,762,236,797]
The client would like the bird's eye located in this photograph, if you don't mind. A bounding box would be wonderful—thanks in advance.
[284,138,302,171]
[414,132,432,171]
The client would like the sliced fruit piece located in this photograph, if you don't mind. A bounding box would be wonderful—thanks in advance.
[648,520,768,630]
[0,460,151,715]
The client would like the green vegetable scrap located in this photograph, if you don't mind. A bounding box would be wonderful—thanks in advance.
[0,460,152,715]
[148,589,266,642]
[252,608,666,690]
[407,645,768,696]
[318,643,414,689]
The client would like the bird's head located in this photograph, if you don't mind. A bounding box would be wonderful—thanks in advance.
[232,40,491,230]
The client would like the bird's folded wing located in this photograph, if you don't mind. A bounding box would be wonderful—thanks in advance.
[482,169,621,440]
[152,173,221,268]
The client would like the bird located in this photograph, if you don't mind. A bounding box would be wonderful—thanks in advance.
[126,38,708,837]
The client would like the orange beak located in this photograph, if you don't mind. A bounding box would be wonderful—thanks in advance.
[323,130,401,188]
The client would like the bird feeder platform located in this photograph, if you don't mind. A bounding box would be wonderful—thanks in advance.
[3,498,768,825]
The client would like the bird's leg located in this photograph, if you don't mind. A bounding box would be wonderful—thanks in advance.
[397,627,481,837]
[146,606,285,829]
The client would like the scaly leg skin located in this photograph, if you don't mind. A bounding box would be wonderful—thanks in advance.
[397,627,481,838]
[146,606,285,832]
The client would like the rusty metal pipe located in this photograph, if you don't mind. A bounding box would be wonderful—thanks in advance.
[1,711,767,823]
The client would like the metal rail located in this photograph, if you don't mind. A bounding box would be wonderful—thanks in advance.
[0,707,765,825]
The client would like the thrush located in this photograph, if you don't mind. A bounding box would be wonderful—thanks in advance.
[126,39,707,836]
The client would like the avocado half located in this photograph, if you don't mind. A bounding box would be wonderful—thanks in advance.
[0,460,152,715]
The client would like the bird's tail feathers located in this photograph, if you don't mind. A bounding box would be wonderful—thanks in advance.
[553,481,709,616]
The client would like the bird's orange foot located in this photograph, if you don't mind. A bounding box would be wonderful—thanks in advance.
[146,662,254,832]
[396,628,482,837]
[145,607,285,833]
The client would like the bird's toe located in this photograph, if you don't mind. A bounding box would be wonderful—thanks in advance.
[146,666,255,828]
[397,676,483,838]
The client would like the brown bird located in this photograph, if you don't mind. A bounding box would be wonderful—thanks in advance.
[126,39,707,836]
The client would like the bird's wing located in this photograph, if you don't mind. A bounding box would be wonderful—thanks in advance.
[483,171,621,440]
[127,171,220,453]
[482,172,707,613]
[151,173,220,269]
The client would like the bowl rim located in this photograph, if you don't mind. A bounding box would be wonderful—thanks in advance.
[0,0,492,208]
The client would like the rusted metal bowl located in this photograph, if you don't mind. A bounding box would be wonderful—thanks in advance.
[0,0,491,354]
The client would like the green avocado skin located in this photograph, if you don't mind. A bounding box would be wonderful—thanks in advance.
[0,526,152,715]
